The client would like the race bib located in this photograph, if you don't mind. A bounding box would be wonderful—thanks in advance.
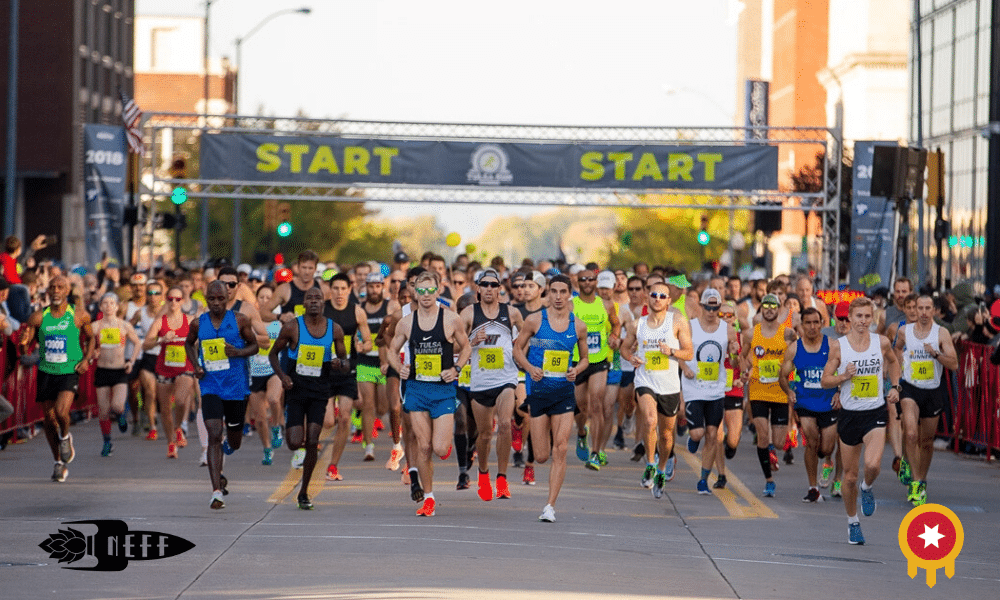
[164,345,187,368]
[257,338,274,357]
[478,347,503,370]
[645,351,669,371]
[542,350,570,378]
[586,332,601,354]
[802,367,823,389]
[201,338,229,372]
[414,353,442,382]
[697,361,719,381]
[851,374,879,398]
[296,344,324,377]
[100,327,122,347]
[758,359,780,384]
[458,364,472,386]
[44,335,68,364]
[911,360,934,381]
[726,367,735,388]
[294,305,305,317]
[366,333,379,356]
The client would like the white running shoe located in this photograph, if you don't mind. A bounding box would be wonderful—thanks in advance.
[538,504,556,523]
[291,448,306,469]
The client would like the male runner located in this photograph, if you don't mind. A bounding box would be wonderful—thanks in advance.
[259,250,322,323]
[884,292,918,482]
[821,297,902,545]
[780,307,838,502]
[894,294,957,506]
[737,279,766,332]
[22,276,95,481]
[513,270,547,485]
[571,268,621,470]
[595,270,632,464]
[387,271,471,517]
[513,274,589,522]
[357,271,401,467]
[460,268,523,501]
[740,293,797,497]
[795,275,830,324]
[184,280,259,509]
[270,287,349,509]
[621,280,694,499]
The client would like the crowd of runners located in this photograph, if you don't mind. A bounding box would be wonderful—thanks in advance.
[16,244,978,544]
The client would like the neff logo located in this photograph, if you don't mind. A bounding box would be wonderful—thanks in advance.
[39,520,194,571]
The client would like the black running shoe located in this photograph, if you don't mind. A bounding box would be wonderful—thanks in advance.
[512,451,525,468]
[456,472,470,490]
[410,471,424,502]
[630,442,645,462]
[297,494,314,510]
[220,474,229,496]
[713,475,728,489]
[613,428,625,450]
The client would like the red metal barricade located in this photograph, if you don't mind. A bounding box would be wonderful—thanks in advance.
[946,341,1000,461]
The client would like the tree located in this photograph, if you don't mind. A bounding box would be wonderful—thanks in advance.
[789,150,854,281]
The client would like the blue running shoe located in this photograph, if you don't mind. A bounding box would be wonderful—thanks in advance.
[652,473,665,499]
[848,522,865,545]
[763,481,776,497]
[576,435,589,462]
[687,436,700,453]
[664,455,676,481]
[271,426,283,449]
[117,405,129,433]
[222,439,234,455]
[242,423,252,437]
[697,479,711,495]
[101,440,113,457]
[585,453,601,471]
[262,448,273,465]
[861,486,876,516]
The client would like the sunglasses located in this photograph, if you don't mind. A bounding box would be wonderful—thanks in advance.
[648,292,670,300]
[761,302,779,309]
[167,296,184,302]
[147,290,162,296]
[578,277,596,282]
[837,316,850,322]
[479,281,501,288]
[222,281,238,289]
[701,304,720,311]
[511,283,524,289]
[415,287,438,295]
[720,312,736,318]
[390,279,404,284]
[627,287,643,292]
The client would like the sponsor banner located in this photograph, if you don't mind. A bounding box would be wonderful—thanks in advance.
[83,125,128,267]
[850,140,897,292]
[201,134,779,191]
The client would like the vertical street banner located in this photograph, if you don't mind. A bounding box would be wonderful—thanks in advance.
[744,79,769,141]
[850,141,897,292]
[83,125,128,268]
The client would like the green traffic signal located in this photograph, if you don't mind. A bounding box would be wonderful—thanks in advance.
[277,221,293,237]
[171,187,187,205]
[697,230,710,246]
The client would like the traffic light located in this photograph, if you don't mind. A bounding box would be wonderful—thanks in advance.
[277,221,292,238]
[697,230,710,246]
[171,187,187,205]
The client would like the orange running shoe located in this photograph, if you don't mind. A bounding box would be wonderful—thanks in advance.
[374,418,385,431]
[511,420,523,452]
[386,446,404,471]
[495,475,511,499]
[350,431,363,444]
[401,468,410,485]
[167,443,178,458]
[477,470,493,501]
[523,465,536,485]
[326,464,343,481]
[146,429,158,441]
[416,497,436,516]
[175,428,187,448]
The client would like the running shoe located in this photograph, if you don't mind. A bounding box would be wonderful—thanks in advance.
[697,479,711,495]
[297,494,313,510]
[803,488,822,503]
[623,414,635,436]
[386,446,404,471]
[820,463,833,488]
[146,429,157,441]
[496,475,511,499]
[181,420,188,436]
[199,449,208,466]
[513,451,525,468]
[101,440,113,457]
[860,485,876,516]
[416,497,436,517]
[652,473,665,499]
[511,420,523,452]
[410,471,424,502]
[351,409,363,431]
[262,448,273,466]
[848,522,865,545]
[631,442,645,462]
[783,448,794,465]
[585,453,600,471]
[456,472,470,490]
[167,443,178,458]
[363,443,375,462]
[374,417,384,431]
[676,422,688,437]
[222,439,234,455]
[641,464,656,489]
[576,434,589,462]
[210,491,225,510]
[242,423,252,437]
[763,481,776,497]
[271,426,283,449]
[713,475,728,489]
[176,428,187,448]
[613,427,625,450]
[117,411,128,433]
[597,450,608,466]
[350,431,363,444]
[831,481,842,497]
[220,474,228,495]
[371,425,379,440]
[326,464,343,481]
[52,461,67,482]
[523,465,536,485]
[291,448,306,469]
[59,433,75,464]
[768,446,779,472]
[477,470,493,501]
[401,469,410,485]
[538,504,556,523]
[912,481,927,506]
[664,455,676,481]
[898,457,913,486]
[724,444,738,459]
[687,436,700,454]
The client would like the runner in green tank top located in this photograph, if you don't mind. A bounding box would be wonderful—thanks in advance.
[21,276,95,482]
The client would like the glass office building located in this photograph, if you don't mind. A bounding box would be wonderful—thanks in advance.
[910,0,991,288]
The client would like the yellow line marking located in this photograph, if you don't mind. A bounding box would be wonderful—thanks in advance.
[675,449,778,519]
[267,426,337,503]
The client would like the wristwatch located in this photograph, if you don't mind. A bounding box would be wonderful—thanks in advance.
[891,383,902,392]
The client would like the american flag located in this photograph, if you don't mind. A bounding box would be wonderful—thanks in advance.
[120,91,144,154]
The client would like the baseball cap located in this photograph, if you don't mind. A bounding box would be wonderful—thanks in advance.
[701,288,722,304]
[130,273,147,285]
[275,268,293,283]
[249,269,264,282]
[366,272,384,283]
[761,293,780,306]
[236,263,252,275]
[476,268,501,284]
[596,270,615,289]
[393,251,410,264]
[569,264,586,276]
[315,262,326,274]
[666,274,691,289]
[835,300,850,319]
[531,270,546,288]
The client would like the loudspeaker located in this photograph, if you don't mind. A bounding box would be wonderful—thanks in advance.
[755,202,782,234]
[871,146,927,198]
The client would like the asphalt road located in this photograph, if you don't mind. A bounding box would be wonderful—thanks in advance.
[2,418,998,600]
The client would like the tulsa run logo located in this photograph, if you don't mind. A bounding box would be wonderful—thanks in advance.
[39,520,194,571]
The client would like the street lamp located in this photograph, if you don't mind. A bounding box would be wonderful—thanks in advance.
[233,7,311,114]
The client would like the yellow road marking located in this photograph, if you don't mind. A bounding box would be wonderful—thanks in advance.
[267,427,337,503]
[675,448,778,519]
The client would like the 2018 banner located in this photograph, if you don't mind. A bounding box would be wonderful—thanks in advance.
[201,134,779,191]
[83,125,127,268]
[850,140,897,292]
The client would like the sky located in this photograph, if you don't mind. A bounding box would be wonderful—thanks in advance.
[138,0,739,242]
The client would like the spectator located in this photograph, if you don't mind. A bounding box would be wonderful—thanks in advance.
[0,279,15,335]
[946,280,978,336]
[0,234,49,285]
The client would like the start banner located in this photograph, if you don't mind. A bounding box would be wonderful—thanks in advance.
[201,134,779,191]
